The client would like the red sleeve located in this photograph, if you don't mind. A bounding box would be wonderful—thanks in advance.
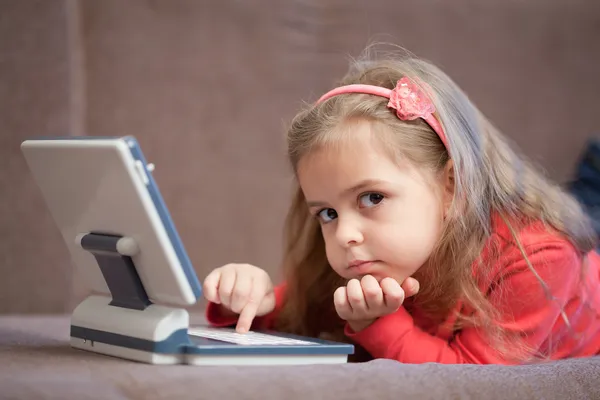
[345,239,581,364]
[205,283,287,330]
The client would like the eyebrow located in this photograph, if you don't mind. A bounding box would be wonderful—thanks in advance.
[306,179,390,208]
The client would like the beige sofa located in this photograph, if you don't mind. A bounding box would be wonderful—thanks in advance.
[1,1,599,398]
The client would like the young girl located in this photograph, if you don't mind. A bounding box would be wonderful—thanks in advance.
[202,48,600,364]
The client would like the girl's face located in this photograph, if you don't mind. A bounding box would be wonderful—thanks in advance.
[297,120,453,285]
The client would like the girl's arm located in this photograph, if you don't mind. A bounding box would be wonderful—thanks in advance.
[205,283,287,330]
[345,239,592,364]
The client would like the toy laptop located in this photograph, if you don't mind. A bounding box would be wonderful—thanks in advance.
[20,135,354,366]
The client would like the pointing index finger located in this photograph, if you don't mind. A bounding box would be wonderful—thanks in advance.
[236,302,259,333]
[235,277,266,333]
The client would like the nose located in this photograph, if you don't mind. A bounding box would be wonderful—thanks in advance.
[335,216,364,247]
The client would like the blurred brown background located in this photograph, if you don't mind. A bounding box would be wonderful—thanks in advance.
[1,0,599,314]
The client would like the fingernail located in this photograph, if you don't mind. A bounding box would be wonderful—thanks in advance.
[412,281,420,292]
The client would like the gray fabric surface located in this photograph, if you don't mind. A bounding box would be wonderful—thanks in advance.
[1,315,599,400]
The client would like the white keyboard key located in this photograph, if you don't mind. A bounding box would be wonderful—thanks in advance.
[188,326,315,346]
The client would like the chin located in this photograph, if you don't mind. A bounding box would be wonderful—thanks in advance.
[364,273,386,282]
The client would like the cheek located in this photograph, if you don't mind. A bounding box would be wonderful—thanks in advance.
[321,230,348,276]
[377,196,443,262]
[323,234,340,265]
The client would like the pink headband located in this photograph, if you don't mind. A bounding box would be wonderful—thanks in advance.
[316,76,449,150]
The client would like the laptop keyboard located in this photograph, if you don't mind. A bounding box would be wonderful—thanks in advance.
[188,326,315,346]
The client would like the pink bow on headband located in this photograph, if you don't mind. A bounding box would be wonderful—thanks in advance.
[316,76,449,149]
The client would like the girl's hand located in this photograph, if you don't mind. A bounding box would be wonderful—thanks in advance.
[203,263,276,333]
[333,275,420,332]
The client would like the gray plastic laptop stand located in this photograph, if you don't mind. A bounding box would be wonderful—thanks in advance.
[70,232,191,364]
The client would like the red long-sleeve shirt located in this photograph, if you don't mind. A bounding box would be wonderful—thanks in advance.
[206,217,600,364]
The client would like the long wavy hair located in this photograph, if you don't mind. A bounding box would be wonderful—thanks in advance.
[272,46,597,361]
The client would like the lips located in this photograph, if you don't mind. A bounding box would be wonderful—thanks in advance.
[347,260,376,275]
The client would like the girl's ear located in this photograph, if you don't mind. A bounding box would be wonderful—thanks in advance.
[442,160,455,215]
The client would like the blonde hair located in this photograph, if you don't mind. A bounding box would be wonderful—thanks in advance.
[273,46,598,361]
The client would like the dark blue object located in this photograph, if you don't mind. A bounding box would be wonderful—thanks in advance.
[80,232,152,310]
[568,138,600,236]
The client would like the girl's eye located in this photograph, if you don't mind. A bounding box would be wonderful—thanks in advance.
[359,192,384,208]
[317,208,338,223]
